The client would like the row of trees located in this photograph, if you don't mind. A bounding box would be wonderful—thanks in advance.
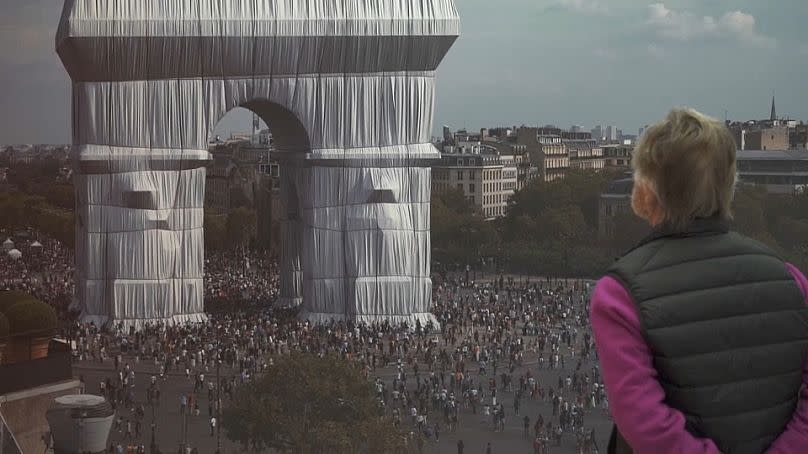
[0,192,260,253]
[430,169,622,277]
[3,158,74,210]
[5,157,807,278]
[431,169,808,279]
[204,207,258,251]
[0,192,74,247]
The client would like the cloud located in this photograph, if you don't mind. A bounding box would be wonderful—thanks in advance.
[646,44,667,61]
[556,0,609,16]
[646,3,775,48]
[593,48,617,60]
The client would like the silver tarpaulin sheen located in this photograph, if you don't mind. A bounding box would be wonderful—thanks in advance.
[57,0,460,328]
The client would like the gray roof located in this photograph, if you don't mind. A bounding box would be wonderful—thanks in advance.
[603,177,634,196]
[736,150,808,160]
[563,139,598,151]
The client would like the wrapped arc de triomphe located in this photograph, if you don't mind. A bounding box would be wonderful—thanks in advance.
[56,1,460,329]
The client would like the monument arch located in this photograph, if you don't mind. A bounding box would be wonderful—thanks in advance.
[57,0,460,328]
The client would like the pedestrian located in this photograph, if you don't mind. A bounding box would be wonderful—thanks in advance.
[456,439,464,454]
[210,417,216,436]
[523,415,530,438]
[486,441,492,454]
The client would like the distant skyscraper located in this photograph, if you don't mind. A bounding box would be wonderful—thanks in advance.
[770,95,777,122]
[570,125,583,133]
[443,125,454,145]
[639,126,649,138]
[617,129,623,140]
[605,125,617,141]
[591,125,603,141]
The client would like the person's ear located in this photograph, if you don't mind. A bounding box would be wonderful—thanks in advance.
[632,180,663,226]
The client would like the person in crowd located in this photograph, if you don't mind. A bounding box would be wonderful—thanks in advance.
[591,108,808,453]
[4,227,610,450]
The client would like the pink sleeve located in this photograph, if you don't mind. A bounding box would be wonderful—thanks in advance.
[589,276,720,454]
[766,263,808,453]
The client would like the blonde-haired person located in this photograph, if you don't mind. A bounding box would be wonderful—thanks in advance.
[590,108,808,454]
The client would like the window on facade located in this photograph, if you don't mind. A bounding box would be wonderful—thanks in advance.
[470,196,475,204]
[470,183,476,193]
[457,158,463,166]
[457,183,463,191]
[458,171,464,180]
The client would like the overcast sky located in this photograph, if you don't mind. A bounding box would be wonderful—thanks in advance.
[1,0,807,144]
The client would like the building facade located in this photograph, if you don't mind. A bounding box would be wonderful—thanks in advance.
[601,143,633,169]
[565,139,605,171]
[517,128,569,182]
[480,141,533,190]
[598,175,634,239]
[736,150,808,194]
[791,124,808,150]
[739,126,790,151]
[432,146,516,220]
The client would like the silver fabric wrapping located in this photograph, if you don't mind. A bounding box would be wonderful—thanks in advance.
[57,0,460,328]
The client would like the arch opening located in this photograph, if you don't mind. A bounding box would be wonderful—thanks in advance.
[204,103,308,312]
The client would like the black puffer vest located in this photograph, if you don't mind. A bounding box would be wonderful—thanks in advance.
[605,216,808,454]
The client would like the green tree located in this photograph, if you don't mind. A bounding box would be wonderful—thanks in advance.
[205,211,228,251]
[731,184,768,238]
[431,187,498,266]
[227,207,257,249]
[221,353,407,453]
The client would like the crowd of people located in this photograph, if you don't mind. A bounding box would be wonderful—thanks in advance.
[0,232,281,321]
[62,274,605,453]
[203,250,280,311]
[0,229,75,320]
[0,230,607,453]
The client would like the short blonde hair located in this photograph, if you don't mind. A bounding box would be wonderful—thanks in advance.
[632,107,737,231]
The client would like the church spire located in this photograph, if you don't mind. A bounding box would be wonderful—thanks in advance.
[770,93,777,121]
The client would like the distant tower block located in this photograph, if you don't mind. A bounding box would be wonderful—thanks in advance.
[57,1,460,327]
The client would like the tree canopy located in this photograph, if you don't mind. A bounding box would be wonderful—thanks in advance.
[221,353,407,454]
[430,168,808,279]
[0,192,74,247]
[431,187,498,268]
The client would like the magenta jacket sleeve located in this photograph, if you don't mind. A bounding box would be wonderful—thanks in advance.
[590,276,721,454]
[590,264,808,454]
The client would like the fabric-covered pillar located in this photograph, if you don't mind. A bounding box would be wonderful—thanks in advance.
[70,81,209,329]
